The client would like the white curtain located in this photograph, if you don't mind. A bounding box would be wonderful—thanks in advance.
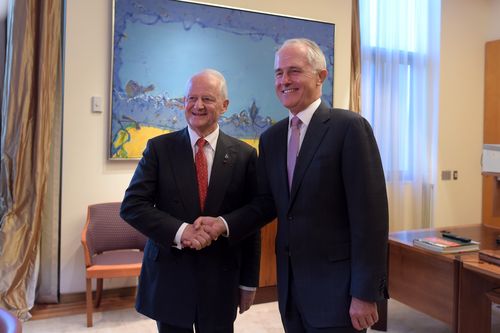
[359,0,441,231]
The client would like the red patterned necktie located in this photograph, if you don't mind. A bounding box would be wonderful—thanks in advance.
[195,138,208,210]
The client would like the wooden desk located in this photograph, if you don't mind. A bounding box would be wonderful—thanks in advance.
[379,224,500,333]
[458,252,500,333]
[259,220,277,287]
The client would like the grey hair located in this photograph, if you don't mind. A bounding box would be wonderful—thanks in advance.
[185,68,228,100]
[277,38,327,72]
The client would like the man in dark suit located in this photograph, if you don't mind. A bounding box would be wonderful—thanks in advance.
[120,69,261,333]
[196,39,388,333]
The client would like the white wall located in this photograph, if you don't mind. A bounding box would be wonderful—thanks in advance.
[487,0,500,41]
[62,0,500,294]
[62,0,137,293]
[62,0,352,294]
[433,0,492,227]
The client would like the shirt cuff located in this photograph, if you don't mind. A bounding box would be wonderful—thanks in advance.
[218,216,229,237]
[239,285,257,291]
[173,222,189,249]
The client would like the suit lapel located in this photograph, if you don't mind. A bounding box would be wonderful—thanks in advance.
[290,104,331,203]
[173,128,201,215]
[204,131,235,215]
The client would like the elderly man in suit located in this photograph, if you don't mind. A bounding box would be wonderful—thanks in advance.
[196,39,389,333]
[120,69,260,333]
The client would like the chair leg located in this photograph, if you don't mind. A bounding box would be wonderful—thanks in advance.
[95,278,103,308]
[86,278,93,327]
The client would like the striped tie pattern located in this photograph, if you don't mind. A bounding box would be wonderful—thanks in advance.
[195,138,208,210]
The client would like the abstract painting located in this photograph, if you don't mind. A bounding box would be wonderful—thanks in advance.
[110,0,335,159]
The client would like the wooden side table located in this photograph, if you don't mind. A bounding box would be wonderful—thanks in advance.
[458,253,500,333]
[375,224,500,333]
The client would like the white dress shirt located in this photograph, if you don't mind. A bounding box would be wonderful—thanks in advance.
[287,98,321,154]
[173,125,253,291]
[173,125,220,248]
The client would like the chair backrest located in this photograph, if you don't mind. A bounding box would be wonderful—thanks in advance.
[83,202,147,262]
[0,308,22,333]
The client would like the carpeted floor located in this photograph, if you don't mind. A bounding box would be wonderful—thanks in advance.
[22,299,500,333]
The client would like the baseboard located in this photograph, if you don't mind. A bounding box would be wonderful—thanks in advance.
[31,287,136,320]
[59,286,137,304]
[31,286,277,321]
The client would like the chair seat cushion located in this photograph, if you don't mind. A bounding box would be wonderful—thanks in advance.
[92,249,143,265]
[86,250,143,278]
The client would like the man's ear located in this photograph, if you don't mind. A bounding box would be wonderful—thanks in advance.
[221,99,229,114]
[317,69,328,85]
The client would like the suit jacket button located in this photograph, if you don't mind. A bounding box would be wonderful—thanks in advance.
[287,215,293,221]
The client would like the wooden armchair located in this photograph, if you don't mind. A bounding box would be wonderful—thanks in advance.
[81,202,147,327]
[0,308,22,333]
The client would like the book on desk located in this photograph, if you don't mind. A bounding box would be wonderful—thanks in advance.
[413,236,479,253]
[478,249,500,266]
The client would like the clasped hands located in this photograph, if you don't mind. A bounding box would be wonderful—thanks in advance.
[181,216,227,250]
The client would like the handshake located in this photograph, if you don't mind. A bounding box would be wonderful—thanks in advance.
[180,216,227,250]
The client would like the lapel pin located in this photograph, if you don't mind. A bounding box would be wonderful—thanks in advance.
[223,153,229,163]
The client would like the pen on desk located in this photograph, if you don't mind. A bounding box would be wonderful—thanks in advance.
[441,232,471,243]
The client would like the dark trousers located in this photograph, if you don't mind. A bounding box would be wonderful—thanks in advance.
[157,322,193,333]
[156,321,234,333]
[282,268,366,333]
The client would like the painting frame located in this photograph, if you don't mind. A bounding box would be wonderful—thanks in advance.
[109,0,335,160]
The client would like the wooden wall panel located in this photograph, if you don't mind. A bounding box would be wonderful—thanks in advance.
[482,40,500,227]
[259,220,277,286]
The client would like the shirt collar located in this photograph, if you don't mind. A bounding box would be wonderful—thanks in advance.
[288,98,321,127]
[188,125,219,151]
